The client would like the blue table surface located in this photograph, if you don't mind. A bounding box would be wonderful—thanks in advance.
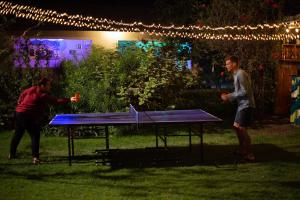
[49,109,222,126]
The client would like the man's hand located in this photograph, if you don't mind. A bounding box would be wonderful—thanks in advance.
[220,92,229,101]
[70,93,80,103]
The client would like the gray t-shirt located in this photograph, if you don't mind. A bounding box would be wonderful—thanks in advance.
[227,68,256,111]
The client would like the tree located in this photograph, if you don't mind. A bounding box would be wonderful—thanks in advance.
[153,0,286,114]
[0,16,17,129]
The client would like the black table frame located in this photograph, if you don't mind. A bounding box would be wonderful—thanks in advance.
[65,123,205,166]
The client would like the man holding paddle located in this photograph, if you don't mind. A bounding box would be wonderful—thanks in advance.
[8,77,80,164]
[221,56,256,162]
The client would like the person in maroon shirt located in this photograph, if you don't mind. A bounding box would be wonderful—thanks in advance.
[8,78,80,164]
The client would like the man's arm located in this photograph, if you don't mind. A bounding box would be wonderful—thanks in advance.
[227,71,249,101]
[42,93,80,105]
[42,94,70,105]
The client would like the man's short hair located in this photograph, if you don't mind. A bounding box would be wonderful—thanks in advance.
[225,55,239,65]
[38,78,50,86]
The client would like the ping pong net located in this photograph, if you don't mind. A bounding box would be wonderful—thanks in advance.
[129,104,139,124]
[129,104,154,125]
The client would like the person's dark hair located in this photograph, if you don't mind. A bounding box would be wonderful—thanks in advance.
[38,78,50,86]
[225,55,239,65]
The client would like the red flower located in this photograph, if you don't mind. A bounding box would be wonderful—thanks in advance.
[272,52,281,60]
[271,3,280,9]
[264,0,273,5]
[196,20,205,27]
[258,64,264,71]
[239,15,251,23]
[200,4,207,9]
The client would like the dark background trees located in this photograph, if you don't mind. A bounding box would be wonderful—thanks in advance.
[0,0,299,129]
[152,0,293,116]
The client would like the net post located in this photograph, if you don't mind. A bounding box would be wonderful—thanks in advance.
[130,104,139,130]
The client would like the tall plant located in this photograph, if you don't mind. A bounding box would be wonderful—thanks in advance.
[0,18,62,129]
[117,43,199,110]
[195,0,283,114]
[153,0,285,114]
[0,17,17,129]
[62,45,122,113]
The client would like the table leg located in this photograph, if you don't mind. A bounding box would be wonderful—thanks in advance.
[105,125,109,150]
[67,126,72,166]
[163,127,167,148]
[189,125,192,151]
[200,124,203,162]
[71,128,74,157]
[155,125,158,148]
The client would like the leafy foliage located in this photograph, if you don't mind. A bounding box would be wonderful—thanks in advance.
[62,43,201,112]
[0,18,62,129]
[0,0,290,130]
[116,43,200,110]
[0,42,16,128]
[62,46,122,113]
[153,0,285,114]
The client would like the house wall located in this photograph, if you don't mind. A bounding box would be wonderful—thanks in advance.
[13,30,192,69]
[13,30,158,67]
[32,31,156,49]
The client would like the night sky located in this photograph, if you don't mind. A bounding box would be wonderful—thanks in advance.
[283,0,300,15]
[3,0,300,30]
[6,0,157,23]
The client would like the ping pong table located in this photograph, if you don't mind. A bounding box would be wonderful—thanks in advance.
[49,104,222,165]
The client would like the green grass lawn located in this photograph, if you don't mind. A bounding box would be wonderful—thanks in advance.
[0,123,300,200]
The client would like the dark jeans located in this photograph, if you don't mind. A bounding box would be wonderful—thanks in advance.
[10,112,41,158]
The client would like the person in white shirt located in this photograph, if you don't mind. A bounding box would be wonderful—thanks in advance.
[221,56,256,162]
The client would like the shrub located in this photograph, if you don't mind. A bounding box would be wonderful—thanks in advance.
[117,44,201,110]
[62,46,123,113]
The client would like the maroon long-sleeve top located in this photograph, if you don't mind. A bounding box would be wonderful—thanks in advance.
[16,86,70,117]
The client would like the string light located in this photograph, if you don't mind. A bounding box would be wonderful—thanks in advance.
[0,1,299,41]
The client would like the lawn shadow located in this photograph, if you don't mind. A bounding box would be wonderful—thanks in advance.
[203,143,300,164]
[90,143,300,169]
[9,143,295,168]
